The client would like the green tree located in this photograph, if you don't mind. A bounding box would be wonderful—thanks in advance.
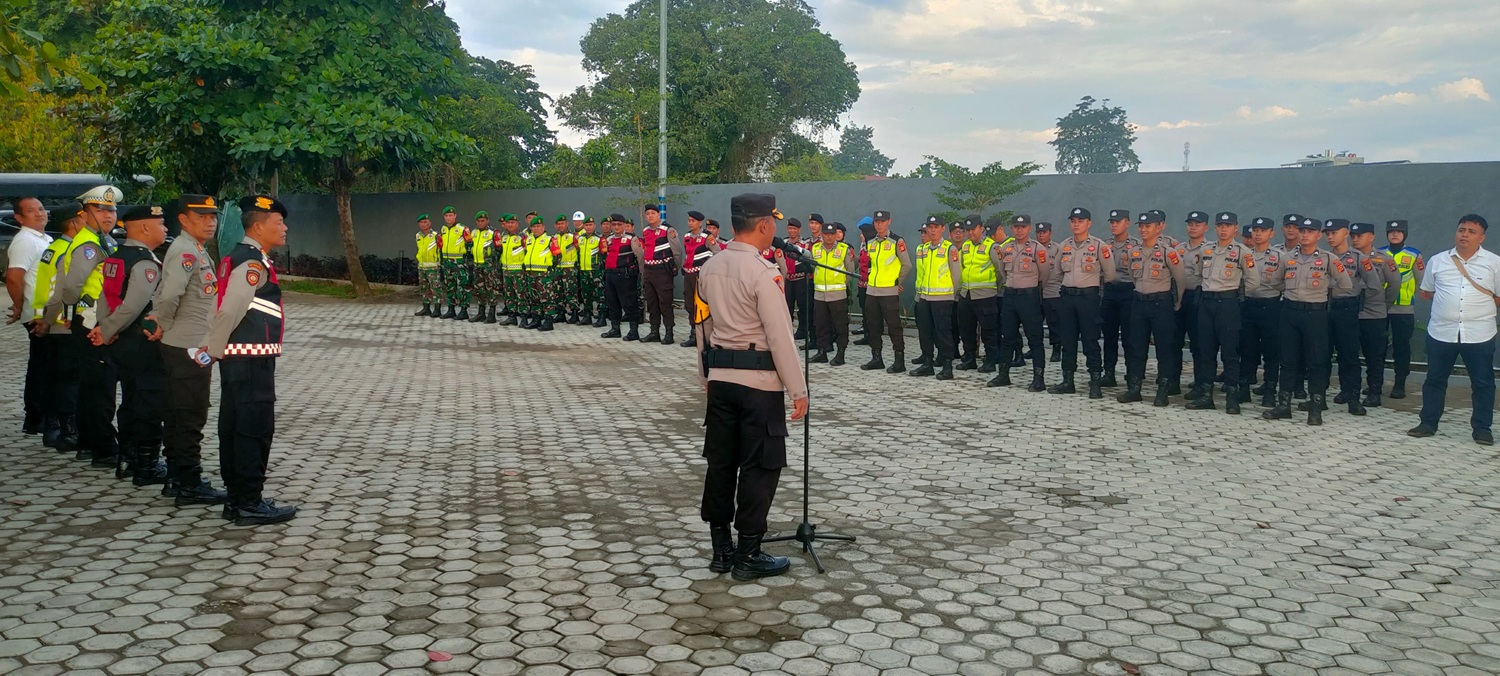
[557,0,860,183]
[831,125,893,177]
[1,0,102,97]
[770,152,856,183]
[0,73,100,172]
[1050,96,1141,174]
[86,0,472,297]
[926,156,1040,217]
[903,161,936,179]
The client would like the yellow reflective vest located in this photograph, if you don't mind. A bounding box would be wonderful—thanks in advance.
[865,237,904,288]
[470,229,495,265]
[915,240,956,297]
[1387,247,1421,306]
[556,233,578,268]
[960,239,997,290]
[414,231,439,267]
[812,242,851,293]
[500,233,527,271]
[440,225,468,259]
[576,234,601,272]
[524,234,556,270]
[33,236,72,324]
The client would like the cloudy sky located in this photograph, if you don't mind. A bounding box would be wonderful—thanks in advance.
[446,0,1500,174]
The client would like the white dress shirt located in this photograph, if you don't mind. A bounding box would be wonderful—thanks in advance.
[6,226,53,320]
[1421,246,1499,344]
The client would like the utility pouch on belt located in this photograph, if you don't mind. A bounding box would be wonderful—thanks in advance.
[702,347,776,371]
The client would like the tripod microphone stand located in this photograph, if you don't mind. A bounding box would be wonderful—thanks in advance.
[762,239,858,573]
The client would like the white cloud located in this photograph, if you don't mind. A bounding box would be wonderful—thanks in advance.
[1434,77,1491,102]
[1351,92,1421,107]
[1235,105,1299,123]
[1143,120,1206,131]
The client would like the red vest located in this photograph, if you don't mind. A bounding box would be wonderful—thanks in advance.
[642,227,673,265]
[605,235,636,270]
[683,233,713,274]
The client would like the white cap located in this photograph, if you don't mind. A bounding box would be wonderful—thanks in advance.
[572,211,586,221]
[78,185,122,207]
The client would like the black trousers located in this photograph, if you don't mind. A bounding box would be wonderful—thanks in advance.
[219,357,277,504]
[41,333,76,418]
[72,322,119,454]
[1358,318,1389,395]
[813,298,849,352]
[1175,289,1200,385]
[1042,297,1062,348]
[1196,295,1242,387]
[957,295,1000,364]
[23,325,49,416]
[1328,298,1363,396]
[1125,295,1175,384]
[914,299,955,362]
[863,294,904,354]
[1058,288,1103,374]
[1278,304,1330,395]
[161,343,213,479]
[1101,285,1134,372]
[701,381,787,534]
[642,266,675,329]
[113,333,166,456]
[784,278,810,332]
[1240,298,1281,392]
[1000,290,1045,370]
[604,270,641,323]
[1389,313,1415,377]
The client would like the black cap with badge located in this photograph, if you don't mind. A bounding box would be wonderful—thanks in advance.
[873,209,892,221]
[1241,224,1254,238]
[1186,211,1209,223]
[1136,211,1165,224]
[1011,214,1032,226]
[1215,212,1238,225]
[1386,219,1409,232]
[121,204,165,222]
[821,222,838,234]
[1109,209,1130,222]
[1036,222,1052,233]
[239,195,287,217]
[1250,217,1275,229]
[1299,216,1319,229]
[177,194,220,214]
[962,214,982,228]
[1283,213,1303,226]
[923,215,943,228]
[1069,207,1091,221]
[729,193,783,228]
[1350,222,1375,235]
[1322,218,1350,232]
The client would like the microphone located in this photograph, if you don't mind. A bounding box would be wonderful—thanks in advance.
[771,237,815,264]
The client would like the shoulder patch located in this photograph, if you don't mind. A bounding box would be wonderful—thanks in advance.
[1333,259,1346,274]
[246,267,261,286]
[40,249,55,264]
[1416,257,1425,271]
[772,275,784,292]
[949,247,960,261]
[181,254,196,272]
[83,247,97,260]
[1166,250,1181,266]
[897,240,907,253]
[1362,258,1373,272]
[144,268,158,284]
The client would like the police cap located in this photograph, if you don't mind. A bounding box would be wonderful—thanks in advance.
[78,185,121,207]
[1282,213,1303,226]
[1297,216,1320,229]
[820,222,838,234]
[1035,222,1052,233]
[177,194,220,215]
[1250,217,1275,229]
[873,210,892,221]
[48,202,84,229]
[1241,224,1255,238]
[1186,211,1209,223]
[1136,211,1165,225]
[120,204,164,222]
[1386,219,1409,232]
[1012,214,1033,226]
[1215,212,1238,225]
[238,195,287,218]
[1350,222,1376,235]
[730,193,783,227]
[1322,218,1350,232]
[1069,207,1092,220]
[1109,209,1130,222]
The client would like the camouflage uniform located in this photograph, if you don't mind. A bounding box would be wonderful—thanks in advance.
[553,222,580,320]
[439,223,471,307]
[470,226,499,306]
[499,225,526,318]
[414,228,440,304]
[576,228,604,322]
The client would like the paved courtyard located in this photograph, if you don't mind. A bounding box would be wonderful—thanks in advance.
[2,294,1499,676]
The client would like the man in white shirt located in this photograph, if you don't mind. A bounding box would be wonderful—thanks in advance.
[1408,214,1498,445]
[4,197,52,435]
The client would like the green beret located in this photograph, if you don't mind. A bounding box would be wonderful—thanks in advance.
[442,206,455,215]
[501,213,516,220]
[417,213,430,222]
[528,216,543,225]
[584,216,595,223]
[555,214,568,222]
[476,210,488,218]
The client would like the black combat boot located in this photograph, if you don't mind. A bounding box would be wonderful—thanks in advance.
[1307,393,1325,425]
[988,368,1012,387]
[1163,381,1182,397]
[809,350,828,363]
[1333,391,1350,405]
[1262,393,1293,420]
[165,474,227,506]
[909,359,935,377]
[538,317,554,332]
[1348,395,1366,416]
[592,313,608,328]
[1238,387,1252,404]
[1101,370,1118,388]
[1186,383,1207,402]
[887,352,906,374]
[415,303,432,317]
[42,416,62,448]
[1252,382,1271,396]
[23,411,41,435]
[1185,385,1216,410]
[455,305,470,321]
[730,533,790,581]
[226,497,297,526]
[570,311,582,325]
[1152,381,1171,407]
[851,325,865,335]
[1362,391,1382,408]
[89,440,117,468]
[830,345,846,366]
[440,304,456,319]
[643,328,661,343]
[662,328,674,345]
[793,327,807,341]
[853,334,869,346]
[681,331,697,348]
[467,305,485,322]
[860,352,885,371]
[936,361,954,381]
[601,321,622,338]
[1009,351,1026,368]
[709,526,735,574]
[56,415,79,452]
[912,354,930,366]
[1260,384,1277,408]
[1296,398,1328,412]
[623,323,641,341]
[1050,345,1062,363]
[1047,372,1076,395]
[1087,373,1104,399]
[956,357,977,371]
[1224,386,1241,415]
[1028,368,1046,392]
[1117,378,1143,403]
[1389,373,1407,399]
[484,306,498,324]
[130,448,168,486]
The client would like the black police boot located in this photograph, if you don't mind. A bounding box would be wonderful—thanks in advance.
[1238,387,1252,404]
[227,497,297,526]
[1262,393,1293,420]
[1252,382,1270,396]
[809,350,828,363]
[1333,390,1350,405]
[1389,373,1407,399]
[956,357,977,371]
[538,318,554,332]
[1296,398,1328,412]
[1185,385,1216,411]
[1087,373,1103,399]
[887,352,906,374]
[1308,394,1325,425]
[681,331,697,348]
[851,325,865,335]
[1050,345,1062,363]
[831,345,846,366]
[1101,370,1118,388]
[912,354,930,366]
[571,311,583,325]
[730,533,790,581]
[1117,378,1143,403]
[467,305,484,322]
[1260,385,1277,408]
[623,323,641,341]
[23,411,42,435]
[166,475,228,506]
[853,335,870,347]
[56,416,79,453]
[1224,386,1241,415]
[593,313,608,328]
[130,449,168,486]
[1047,372,1076,395]
[89,439,117,468]
[1163,381,1182,397]
[1009,352,1026,368]
[909,359,935,377]
[440,304,456,319]
[415,303,432,317]
[41,416,62,448]
[499,313,518,326]
[1292,385,1307,399]
[662,328,674,345]
[978,356,997,374]
[1362,391,1382,408]
[936,361,954,381]
[1186,383,1207,402]
[457,305,471,321]
[860,352,885,371]
[643,328,661,343]
[601,321,622,338]
[988,368,1012,387]
[1027,368,1046,392]
[484,306,498,324]
[793,327,807,341]
[1348,395,1366,416]
[709,526,735,574]
[1152,381,1171,407]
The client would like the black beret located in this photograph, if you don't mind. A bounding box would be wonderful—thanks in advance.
[239,195,287,217]
[809,213,825,223]
[705,218,719,228]
[787,217,802,228]
[730,193,783,224]
[1109,209,1130,221]
[833,222,846,232]
[1215,212,1238,225]
[686,210,705,221]
[644,204,660,213]
[608,213,627,223]
[1069,207,1091,220]
[1186,211,1209,223]
[1322,218,1350,232]
[121,204,165,222]
[177,194,220,214]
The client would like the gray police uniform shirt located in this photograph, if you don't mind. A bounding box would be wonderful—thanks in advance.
[996,237,1051,290]
[1281,249,1353,302]
[1359,249,1402,319]
[1056,235,1117,288]
[1041,241,1063,299]
[153,231,219,349]
[1197,241,1260,295]
[958,239,1000,300]
[1179,240,1208,290]
[1124,239,1187,304]
[42,229,112,329]
[694,241,807,401]
[95,240,162,342]
[1108,236,1136,286]
[1245,247,1286,299]
[1331,248,1367,300]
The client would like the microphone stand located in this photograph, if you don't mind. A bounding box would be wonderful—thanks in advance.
[762,245,858,573]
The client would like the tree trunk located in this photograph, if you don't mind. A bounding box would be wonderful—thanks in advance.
[332,156,372,298]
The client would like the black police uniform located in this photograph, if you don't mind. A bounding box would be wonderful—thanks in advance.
[97,218,170,485]
[1101,209,1135,385]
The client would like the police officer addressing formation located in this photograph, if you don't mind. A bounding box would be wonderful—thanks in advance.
[693,193,806,582]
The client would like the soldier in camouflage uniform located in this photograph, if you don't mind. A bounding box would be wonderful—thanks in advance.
[522,215,561,330]
[469,211,500,323]
[553,214,580,323]
[576,216,605,327]
[498,213,525,325]
[413,214,441,316]
[437,206,472,320]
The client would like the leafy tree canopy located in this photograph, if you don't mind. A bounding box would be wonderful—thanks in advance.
[926,156,1040,217]
[1050,95,1141,174]
[831,125,893,177]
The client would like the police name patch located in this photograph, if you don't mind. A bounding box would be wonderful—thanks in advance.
[41,250,55,264]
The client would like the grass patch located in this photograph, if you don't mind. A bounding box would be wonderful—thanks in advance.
[280,278,395,299]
